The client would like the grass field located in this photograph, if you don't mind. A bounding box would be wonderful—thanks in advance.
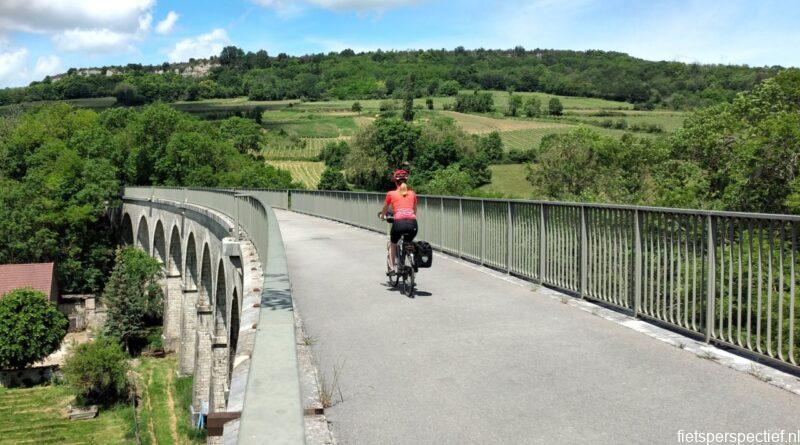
[0,355,202,445]
[260,111,357,138]
[0,385,134,444]
[438,111,572,134]
[134,356,204,445]
[485,90,632,111]
[269,160,325,188]
[479,164,537,198]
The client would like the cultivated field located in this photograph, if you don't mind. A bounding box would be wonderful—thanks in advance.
[439,111,572,134]
[268,160,325,188]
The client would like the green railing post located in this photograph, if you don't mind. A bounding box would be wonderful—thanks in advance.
[480,200,486,265]
[706,215,717,343]
[580,205,587,298]
[633,209,642,316]
[539,204,547,284]
[507,201,513,273]
[458,198,463,259]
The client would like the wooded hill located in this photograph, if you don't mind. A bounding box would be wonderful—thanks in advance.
[0,47,783,109]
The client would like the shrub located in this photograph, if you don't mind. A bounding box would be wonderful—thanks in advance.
[317,167,350,191]
[351,101,362,112]
[548,97,563,116]
[524,97,541,117]
[438,80,460,96]
[318,140,350,168]
[425,98,434,110]
[454,92,494,113]
[0,288,68,370]
[62,337,130,406]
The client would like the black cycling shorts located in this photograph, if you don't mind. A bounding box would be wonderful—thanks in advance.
[390,219,418,244]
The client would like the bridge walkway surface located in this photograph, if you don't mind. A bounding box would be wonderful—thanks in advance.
[275,209,800,445]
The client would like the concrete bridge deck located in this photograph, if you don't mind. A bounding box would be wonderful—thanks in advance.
[277,209,800,445]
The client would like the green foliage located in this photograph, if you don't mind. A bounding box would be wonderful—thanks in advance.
[417,164,473,195]
[218,116,262,153]
[317,167,350,190]
[102,247,164,353]
[523,97,541,117]
[318,140,350,168]
[454,91,494,113]
[438,80,461,96]
[62,336,130,406]
[1,47,782,109]
[0,288,68,369]
[403,74,416,122]
[505,93,523,117]
[527,128,666,203]
[113,83,144,106]
[477,131,504,162]
[351,101,362,112]
[548,97,563,116]
[344,116,489,192]
[426,98,434,110]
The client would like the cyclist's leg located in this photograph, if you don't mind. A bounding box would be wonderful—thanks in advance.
[388,224,402,270]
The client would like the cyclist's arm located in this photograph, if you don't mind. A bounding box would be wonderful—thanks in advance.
[380,193,392,218]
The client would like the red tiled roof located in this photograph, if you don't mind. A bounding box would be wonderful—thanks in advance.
[0,263,56,299]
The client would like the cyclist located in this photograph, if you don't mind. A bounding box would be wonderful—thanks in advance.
[379,169,418,273]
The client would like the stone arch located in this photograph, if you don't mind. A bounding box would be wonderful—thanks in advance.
[180,233,200,375]
[153,220,166,265]
[199,244,213,307]
[214,260,227,337]
[185,234,198,291]
[229,288,240,382]
[137,216,150,254]
[121,213,133,245]
[168,226,182,276]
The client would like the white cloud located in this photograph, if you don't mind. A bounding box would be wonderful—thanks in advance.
[0,48,29,86]
[33,55,62,78]
[155,11,179,35]
[53,28,138,53]
[0,0,155,33]
[167,28,229,62]
[0,49,63,87]
[251,0,419,17]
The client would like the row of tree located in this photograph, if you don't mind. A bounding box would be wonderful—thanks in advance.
[1,46,783,109]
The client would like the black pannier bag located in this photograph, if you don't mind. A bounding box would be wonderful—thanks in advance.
[414,241,433,268]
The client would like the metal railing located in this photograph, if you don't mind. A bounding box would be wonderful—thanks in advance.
[124,186,800,372]
[291,190,800,369]
[122,186,304,444]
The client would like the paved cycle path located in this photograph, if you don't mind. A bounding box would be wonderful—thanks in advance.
[275,210,800,445]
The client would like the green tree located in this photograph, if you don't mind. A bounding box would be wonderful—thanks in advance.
[219,116,262,153]
[477,131,504,162]
[524,97,541,117]
[438,80,461,96]
[426,98,434,110]
[351,101,362,112]
[318,167,350,190]
[506,93,523,117]
[419,165,473,195]
[403,74,416,122]
[0,288,68,370]
[62,337,130,406]
[548,97,563,116]
[112,82,143,106]
[319,140,350,168]
[102,247,164,353]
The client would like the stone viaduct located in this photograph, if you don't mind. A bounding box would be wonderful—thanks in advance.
[120,188,301,444]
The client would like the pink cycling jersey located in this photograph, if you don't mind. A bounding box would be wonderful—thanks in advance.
[385,189,417,220]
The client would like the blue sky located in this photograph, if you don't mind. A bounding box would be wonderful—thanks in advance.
[1,0,799,88]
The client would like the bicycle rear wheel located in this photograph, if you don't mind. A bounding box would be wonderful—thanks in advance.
[403,254,415,298]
